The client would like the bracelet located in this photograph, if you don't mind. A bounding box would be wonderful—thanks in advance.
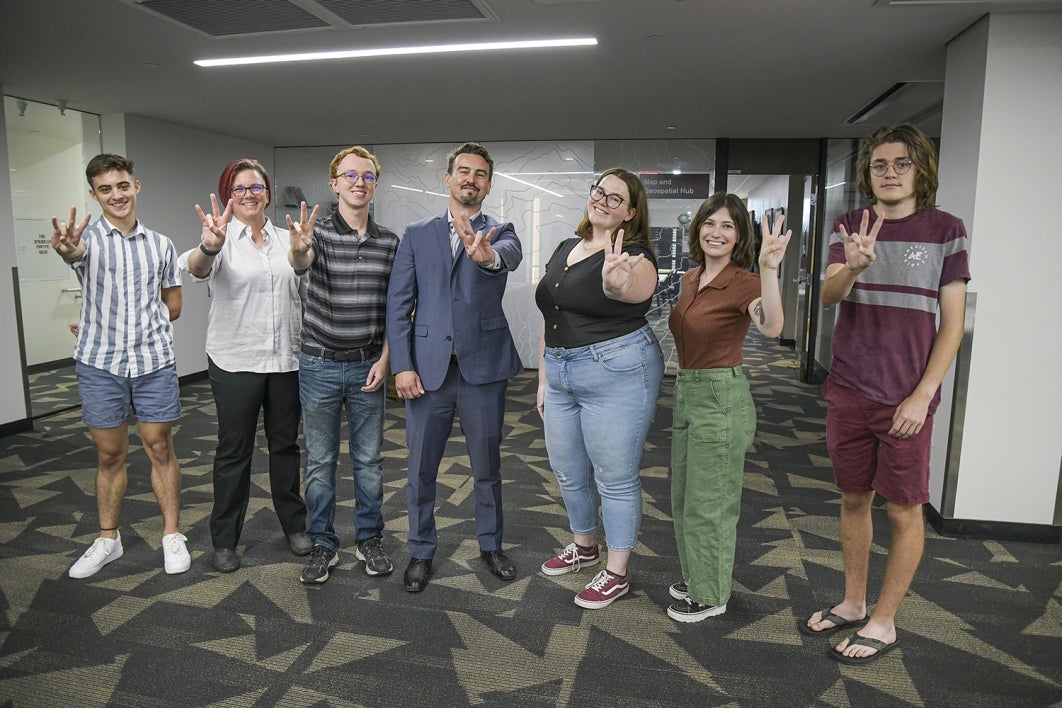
[199,242,221,257]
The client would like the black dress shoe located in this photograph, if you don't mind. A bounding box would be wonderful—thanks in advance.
[404,558,433,593]
[287,532,313,556]
[213,548,240,573]
[481,549,516,581]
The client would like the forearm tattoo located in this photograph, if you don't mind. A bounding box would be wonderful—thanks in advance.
[754,301,765,325]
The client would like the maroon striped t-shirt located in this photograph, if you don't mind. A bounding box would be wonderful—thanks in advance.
[827,207,970,411]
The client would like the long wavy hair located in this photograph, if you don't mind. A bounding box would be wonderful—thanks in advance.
[856,123,939,212]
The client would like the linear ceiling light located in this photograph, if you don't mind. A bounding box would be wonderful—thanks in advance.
[195,37,597,68]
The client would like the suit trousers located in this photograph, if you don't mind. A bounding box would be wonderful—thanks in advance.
[208,358,306,550]
[405,360,508,558]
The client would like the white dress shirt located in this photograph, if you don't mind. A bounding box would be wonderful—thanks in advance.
[178,217,304,373]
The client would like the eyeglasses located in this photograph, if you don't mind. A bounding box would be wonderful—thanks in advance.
[869,159,914,177]
[335,171,377,184]
[590,185,628,209]
[231,183,266,197]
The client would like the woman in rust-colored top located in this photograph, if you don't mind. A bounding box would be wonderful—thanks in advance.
[665,192,791,622]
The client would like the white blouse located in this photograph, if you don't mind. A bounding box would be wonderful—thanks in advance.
[178,217,304,373]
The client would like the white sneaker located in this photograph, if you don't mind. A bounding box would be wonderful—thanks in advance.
[69,532,124,579]
[162,532,191,574]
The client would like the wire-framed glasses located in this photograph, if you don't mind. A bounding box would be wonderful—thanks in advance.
[869,159,914,177]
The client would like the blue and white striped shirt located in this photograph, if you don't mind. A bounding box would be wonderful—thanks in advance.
[69,217,181,377]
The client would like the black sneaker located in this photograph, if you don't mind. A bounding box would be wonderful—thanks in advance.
[667,596,727,623]
[300,544,338,584]
[355,537,393,576]
[669,580,689,601]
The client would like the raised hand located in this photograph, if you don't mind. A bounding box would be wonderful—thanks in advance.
[286,201,319,254]
[50,206,91,258]
[456,213,497,265]
[195,194,233,252]
[601,229,645,295]
[759,213,793,271]
[838,209,881,272]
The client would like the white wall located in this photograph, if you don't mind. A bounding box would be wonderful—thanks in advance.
[0,83,30,425]
[120,114,273,377]
[936,13,1062,525]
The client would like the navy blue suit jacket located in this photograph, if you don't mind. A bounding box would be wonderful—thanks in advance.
[386,211,524,391]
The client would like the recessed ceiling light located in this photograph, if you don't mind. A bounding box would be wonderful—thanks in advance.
[195,37,598,68]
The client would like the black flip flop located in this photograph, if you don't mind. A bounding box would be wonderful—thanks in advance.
[798,608,868,636]
[830,634,900,665]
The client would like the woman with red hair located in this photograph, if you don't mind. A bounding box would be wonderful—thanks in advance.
[179,158,311,572]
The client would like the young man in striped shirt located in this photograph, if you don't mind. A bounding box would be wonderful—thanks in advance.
[287,146,399,584]
[51,153,189,579]
[803,125,971,664]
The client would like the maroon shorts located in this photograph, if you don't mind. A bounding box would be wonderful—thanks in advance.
[823,377,932,505]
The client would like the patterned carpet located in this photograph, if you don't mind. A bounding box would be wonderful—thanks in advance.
[25,362,80,419]
[0,335,1059,707]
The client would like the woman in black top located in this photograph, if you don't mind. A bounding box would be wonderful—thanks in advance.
[535,168,664,610]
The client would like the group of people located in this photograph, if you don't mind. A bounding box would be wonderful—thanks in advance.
[52,123,968,666]
[54,143,524,594]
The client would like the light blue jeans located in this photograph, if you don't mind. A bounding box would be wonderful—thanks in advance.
[542,325,664,551]
[299,353,385,552]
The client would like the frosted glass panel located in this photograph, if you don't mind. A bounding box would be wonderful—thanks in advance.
[274,138,716,371]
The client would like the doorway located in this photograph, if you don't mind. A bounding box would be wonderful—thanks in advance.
[5,96,101,418]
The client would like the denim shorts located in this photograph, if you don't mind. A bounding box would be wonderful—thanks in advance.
[76,362,182,429]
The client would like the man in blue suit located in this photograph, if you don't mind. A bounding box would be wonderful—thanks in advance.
[386,142,523,593]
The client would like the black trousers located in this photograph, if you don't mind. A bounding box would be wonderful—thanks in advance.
[208,358,306,550]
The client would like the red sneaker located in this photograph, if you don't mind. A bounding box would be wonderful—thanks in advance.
[574,569,629,609]
[541,542,600,576]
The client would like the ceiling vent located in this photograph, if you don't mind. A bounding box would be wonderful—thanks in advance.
[128,0,496,37]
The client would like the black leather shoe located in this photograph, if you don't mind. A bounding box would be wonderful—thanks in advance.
[287,532,313,556]
[404,558,433,593]
[213,548,239,573]
[481,549,516,581]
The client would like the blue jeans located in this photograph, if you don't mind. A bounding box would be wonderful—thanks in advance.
[299,353,385,551]
[542,325,663,552]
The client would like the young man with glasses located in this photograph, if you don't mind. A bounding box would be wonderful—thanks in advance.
[386,142,524,593]
[802,124,970,665]
[287,146,399,584]
[52,153,189,579]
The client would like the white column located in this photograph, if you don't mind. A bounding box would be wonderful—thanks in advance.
[932,12,1062,526]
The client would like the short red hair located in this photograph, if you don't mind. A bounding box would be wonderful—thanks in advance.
[216,158,271,201]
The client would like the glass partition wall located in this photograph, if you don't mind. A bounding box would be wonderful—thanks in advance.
[274,139,716,371]
[4,96,102,417]
[813,138,862,379]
